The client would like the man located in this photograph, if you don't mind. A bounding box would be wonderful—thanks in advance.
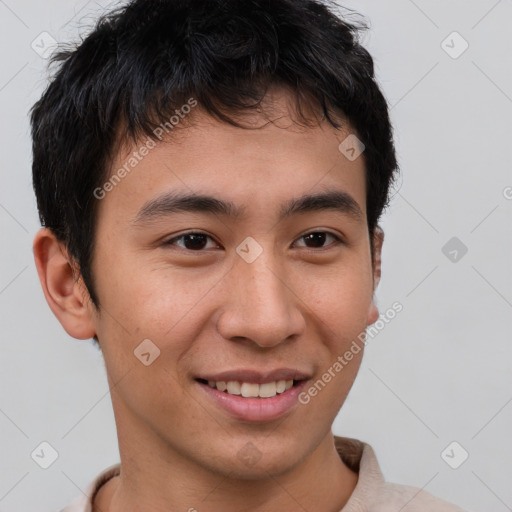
[31,0,466,510]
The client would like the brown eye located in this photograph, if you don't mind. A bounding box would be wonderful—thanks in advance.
[164,232,218,251]
[295,231,341,249]
[181,233,208,250]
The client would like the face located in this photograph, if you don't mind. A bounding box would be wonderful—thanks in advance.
[83,92,381,478]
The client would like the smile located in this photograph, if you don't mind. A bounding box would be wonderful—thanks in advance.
[196,377,308,422]
[201,379,295,398]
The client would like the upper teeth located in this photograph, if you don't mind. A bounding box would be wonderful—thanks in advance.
[207,380,294,398]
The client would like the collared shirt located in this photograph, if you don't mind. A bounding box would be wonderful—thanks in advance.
[60,436,466,511]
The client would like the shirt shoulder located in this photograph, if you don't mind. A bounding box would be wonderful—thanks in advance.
[333,436,467,512]
[59,464,120,512]
[368,481,467,512]
[59,439,467,512]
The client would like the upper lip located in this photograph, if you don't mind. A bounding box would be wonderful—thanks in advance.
[197,368,311,384]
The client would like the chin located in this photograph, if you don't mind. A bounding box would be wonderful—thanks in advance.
[209,435,308,480]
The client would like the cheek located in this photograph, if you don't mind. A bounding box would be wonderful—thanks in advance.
[296,262,371,411]
[291,255,373,336]
[95,244,208,328]
[93,255,225,374]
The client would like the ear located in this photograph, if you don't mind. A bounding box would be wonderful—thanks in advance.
[367,226,384,325]
[33,228,97,340]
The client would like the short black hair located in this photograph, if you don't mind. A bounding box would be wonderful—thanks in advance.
[31,0,398,309]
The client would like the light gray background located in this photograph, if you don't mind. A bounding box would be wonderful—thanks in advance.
[1,1,511,511]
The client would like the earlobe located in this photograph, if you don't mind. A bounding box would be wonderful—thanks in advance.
[367,226,384,325]
[33,228,97,340]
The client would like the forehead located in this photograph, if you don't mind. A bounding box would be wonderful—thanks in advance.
[97,97,367,227]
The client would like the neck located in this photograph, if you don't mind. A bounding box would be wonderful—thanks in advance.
[96,433,357,512]
[95,392,358,512]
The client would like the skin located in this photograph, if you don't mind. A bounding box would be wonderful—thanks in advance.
[33,89,383,512]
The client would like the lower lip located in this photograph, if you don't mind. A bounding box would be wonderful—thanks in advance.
[197,380,307,422]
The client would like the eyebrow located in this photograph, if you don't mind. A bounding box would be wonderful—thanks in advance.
[132,189,364,225]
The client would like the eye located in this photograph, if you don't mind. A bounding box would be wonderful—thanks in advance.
[294,231,342,249]
[163,232,220,251]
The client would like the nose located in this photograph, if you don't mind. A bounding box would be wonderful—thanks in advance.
[216,248,306,348]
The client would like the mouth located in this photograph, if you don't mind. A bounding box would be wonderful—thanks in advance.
[195,372,309,422]
[196,378,300,398]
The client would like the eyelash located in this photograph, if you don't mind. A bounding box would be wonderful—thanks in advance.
[162,230,343,252]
